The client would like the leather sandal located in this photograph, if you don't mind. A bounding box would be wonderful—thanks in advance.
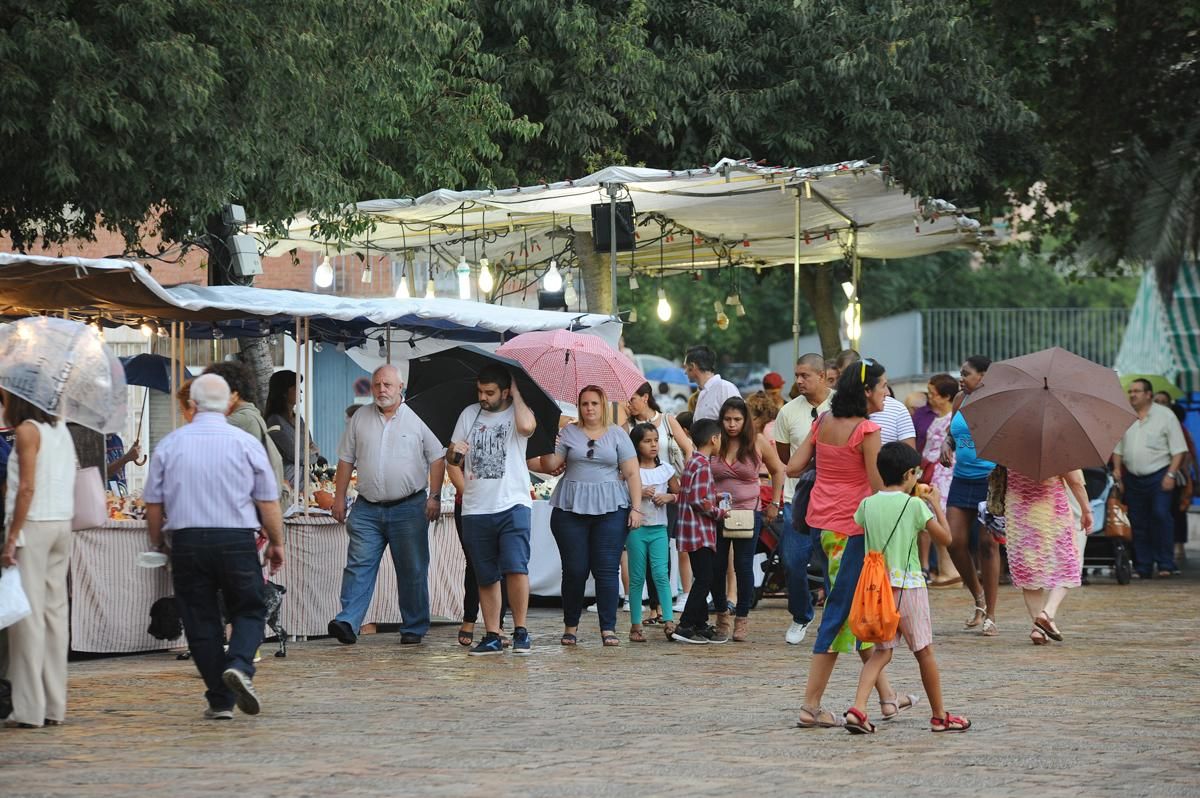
[1034,611,1063,641]
[798,705,844,728]
[629,625,647,643]
[880,693,920,720]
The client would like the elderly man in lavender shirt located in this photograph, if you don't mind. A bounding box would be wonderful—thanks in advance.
[145,374,283,721]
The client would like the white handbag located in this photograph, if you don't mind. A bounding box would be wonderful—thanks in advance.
[0,566,32,629]
[72,466,107,531]
[721,508,756,539]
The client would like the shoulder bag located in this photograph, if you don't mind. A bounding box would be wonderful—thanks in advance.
[71,465,107,531]
[1103,492,1132,541]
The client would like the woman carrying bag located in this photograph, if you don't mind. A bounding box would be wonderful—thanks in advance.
[0,391,77,729]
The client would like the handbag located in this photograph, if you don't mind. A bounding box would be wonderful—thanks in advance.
[1103,494,1132,541]
[662,414,686,478]
[722,508,756,539]
[0,565,32,630]
[71,466,107,531]
[849,497,913,644]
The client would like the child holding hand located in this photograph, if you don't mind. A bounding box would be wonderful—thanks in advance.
[843,442,972,734]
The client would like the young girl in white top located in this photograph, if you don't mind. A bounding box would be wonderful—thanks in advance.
[628,423,680,641]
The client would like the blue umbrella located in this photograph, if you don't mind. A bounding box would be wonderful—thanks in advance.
[645,366,692,385]
[120,354,190,393]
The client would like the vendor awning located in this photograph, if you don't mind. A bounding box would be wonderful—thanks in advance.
[254,157,982,275]
[1115,263,1200,393]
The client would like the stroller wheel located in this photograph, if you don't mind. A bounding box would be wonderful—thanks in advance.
[274,650,287,658]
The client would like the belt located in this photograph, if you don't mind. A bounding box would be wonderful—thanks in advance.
[359,490,426,508]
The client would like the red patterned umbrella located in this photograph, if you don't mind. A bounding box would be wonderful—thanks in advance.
[496,330,646,404]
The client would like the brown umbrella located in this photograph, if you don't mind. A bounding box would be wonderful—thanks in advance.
[960,347,1136,481]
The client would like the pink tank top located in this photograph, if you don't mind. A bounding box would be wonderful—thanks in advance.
[805,418,880,536]
[711,449,763,510]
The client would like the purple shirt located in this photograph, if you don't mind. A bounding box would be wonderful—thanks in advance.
[912,404,936,453]
[144,412,280,531]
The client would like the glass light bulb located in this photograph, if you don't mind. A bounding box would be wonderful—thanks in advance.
[725,293,737,307]
[314,255,334,288]
[628,307,638,323]
[396,275,410,298]
[713,300,724,313]
[543,259,563,292]
[425,277,436,299]
[156,326,168,338]
[715,311,730,330]
[361,263,373,284]
[456,255,471,299]
[564,274,578,305]
[139,322,154,338]
[478,256,493,294]
[841,281,855,300]
[628,274,639,290]
[212,326,224,340]
[377,339,387,358]
[735,302,746,317]
[656,288,672,322]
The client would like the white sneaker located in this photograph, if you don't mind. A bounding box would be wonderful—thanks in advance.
[672,592,689,612]
[785,621,809,645]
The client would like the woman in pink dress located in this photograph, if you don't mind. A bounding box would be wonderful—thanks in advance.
[1003,469,1093,645]
[921,374,961,587]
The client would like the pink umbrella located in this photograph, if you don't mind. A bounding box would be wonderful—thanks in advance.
[495,330,646,403]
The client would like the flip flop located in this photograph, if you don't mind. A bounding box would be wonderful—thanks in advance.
[602,631,620,647]
[560,633,578,646]
[457,627,474,647]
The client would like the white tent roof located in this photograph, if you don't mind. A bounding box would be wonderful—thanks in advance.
[255,157,981,275]
[0,253,619,349]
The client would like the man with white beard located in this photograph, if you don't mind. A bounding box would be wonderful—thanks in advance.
[328,364,446,646]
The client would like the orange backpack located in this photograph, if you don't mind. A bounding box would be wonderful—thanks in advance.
[849,497,913,644]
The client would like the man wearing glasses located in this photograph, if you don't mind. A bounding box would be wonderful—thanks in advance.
[772,353,833,645]
[1113,378,1188,578]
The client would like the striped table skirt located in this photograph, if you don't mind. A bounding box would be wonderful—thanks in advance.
[69,513,467,653]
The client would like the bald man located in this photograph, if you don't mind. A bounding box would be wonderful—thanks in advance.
[329,364,447,646]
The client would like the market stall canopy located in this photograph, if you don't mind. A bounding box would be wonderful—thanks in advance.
[1115,264,1200,394]
[0,253,619,348]
[254,157,983,275]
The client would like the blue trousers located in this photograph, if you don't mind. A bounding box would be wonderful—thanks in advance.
[171,528,265,711]
[335,494,430,636]
[551,507,628,631]
[1123,468,1178,576]
[780,502,816,625]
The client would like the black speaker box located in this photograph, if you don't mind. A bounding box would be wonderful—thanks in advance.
[590,201,635,252]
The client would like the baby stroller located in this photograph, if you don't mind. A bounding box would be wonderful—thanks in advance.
[1082,467,1133,584]
[753,508,824,609]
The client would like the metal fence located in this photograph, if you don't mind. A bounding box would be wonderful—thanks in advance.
[921,308,1130,374]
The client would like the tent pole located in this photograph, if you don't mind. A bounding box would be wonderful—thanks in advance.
[170,321,178,431]
[607,183,619,316]
[793,189,802,364]
[850,228,861,351]
[293,317,303,514]
[303,316,313,517]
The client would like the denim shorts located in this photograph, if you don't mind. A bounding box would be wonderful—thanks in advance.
[460,504,532,586]
[947,475,989,510]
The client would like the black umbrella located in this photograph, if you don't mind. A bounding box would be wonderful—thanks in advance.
[405,345,561,457]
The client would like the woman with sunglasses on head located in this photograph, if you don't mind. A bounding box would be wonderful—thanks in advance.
[787,359,915,727]
[539,386,643,647]
[939,355,1001,636]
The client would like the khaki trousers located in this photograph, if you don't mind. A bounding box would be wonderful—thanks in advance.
[7,519,72,726]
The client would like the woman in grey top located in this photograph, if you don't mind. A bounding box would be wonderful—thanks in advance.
[265,370,323,483]
[539,385,643,647]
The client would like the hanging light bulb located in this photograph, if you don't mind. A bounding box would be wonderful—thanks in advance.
[212,326,225,340]
[361,261,373,284]
[628,306,638,323]
[715,310,730,330]
[425,261,437,299]
[563,270,578,306]
[396,278,410,299]
[628,273,639,290]
[656,287,672,322]
[314,255,334,288]
[735,302,747,317]
[725,292,738,307]
[313,342,323,353]
[841,281,855,300]
[377,338,387,358]
[156,326,168,339]
[478,255,493,294]
[456,254,471,299]
[139,321,154,338]
[543,258,563,292]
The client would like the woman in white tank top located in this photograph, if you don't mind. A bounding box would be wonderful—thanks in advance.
[1,390,78,728]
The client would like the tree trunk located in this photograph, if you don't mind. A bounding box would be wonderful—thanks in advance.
[240,337,274,411]
[795,263,841,356]
[575,231,614,314]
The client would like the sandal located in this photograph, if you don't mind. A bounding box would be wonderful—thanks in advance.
[843,707,876,735]
[965,593,986,628]
[629,625,647,643]
[662,622,677,641]
[601,631,620,647]
[879,693,921,721]
[560,632,578,646]
[797,705,844,729]
[1030,626,1049,646]
[457,626,474,647]
[645,614,663,626]
[980,618,999,637]
[930,712,972,733]
[1034,611,1063,641]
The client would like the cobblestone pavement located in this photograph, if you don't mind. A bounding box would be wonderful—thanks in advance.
[4,561,1198,798]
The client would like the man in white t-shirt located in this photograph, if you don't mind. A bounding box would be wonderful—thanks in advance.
[686,345,739,421]
[772,353,832,645]
[449,364,537,656]
[871,394,917,447]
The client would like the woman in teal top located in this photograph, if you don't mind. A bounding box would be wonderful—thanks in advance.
[939,356,1000,636]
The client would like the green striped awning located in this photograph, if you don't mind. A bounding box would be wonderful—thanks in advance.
[1115,263,1200,393]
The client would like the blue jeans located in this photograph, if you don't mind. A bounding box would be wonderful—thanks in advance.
[551,507,629,631]
[170,528,265,711]
[780,502,815,625]
[1123,468,1177,575]
[711,511,763,617]
[336,494,430,636]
